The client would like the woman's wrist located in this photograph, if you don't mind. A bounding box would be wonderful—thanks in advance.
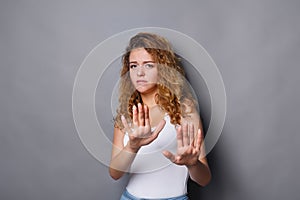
[186,160,201,169]
[125,142,140,153]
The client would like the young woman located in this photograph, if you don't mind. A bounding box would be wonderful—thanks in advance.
[109,32,211,200]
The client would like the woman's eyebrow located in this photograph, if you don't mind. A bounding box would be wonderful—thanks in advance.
[129,60,155,64]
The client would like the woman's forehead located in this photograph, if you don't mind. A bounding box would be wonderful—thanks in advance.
[129,48,154,61]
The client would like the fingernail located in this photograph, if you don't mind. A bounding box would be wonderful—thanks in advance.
[133,105,136,110]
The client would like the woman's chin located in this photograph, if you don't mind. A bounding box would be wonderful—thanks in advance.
[136,87,149,93]
[136,86,157,95]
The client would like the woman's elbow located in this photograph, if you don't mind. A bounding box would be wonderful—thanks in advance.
[199,173,211,187]
[109,168,122,180]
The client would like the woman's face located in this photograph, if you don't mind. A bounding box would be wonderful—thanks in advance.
[129,48,158,94]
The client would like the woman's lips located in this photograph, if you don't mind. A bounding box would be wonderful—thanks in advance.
[137,80,147,84]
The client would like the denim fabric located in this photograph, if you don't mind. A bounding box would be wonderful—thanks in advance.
[120,189,189,200]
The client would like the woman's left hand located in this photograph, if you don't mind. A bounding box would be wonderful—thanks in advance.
[163,122,203,167]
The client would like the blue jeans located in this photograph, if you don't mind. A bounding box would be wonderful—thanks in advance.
[120,189,189,200]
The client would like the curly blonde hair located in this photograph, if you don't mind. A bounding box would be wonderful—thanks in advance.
[114,32,195,129]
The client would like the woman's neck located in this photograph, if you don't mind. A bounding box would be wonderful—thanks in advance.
[140,89,158,108]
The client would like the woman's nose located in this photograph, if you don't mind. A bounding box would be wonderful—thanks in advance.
[137,66,145,76]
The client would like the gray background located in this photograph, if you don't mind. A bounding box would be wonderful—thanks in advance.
[1,0,299,199]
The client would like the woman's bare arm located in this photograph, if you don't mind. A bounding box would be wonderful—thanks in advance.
[109,104,165,180]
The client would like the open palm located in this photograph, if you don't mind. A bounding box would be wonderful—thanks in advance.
[122,103,166,151]
[163,122,203,167]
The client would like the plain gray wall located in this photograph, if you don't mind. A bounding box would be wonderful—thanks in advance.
[1,0,300,199]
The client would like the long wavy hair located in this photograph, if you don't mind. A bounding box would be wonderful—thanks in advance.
[114,32,195,129]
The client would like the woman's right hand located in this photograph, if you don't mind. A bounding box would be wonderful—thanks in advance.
[121,103,166,152]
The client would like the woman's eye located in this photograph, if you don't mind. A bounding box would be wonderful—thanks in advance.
[130,65,137,69]
[145,63,154,69]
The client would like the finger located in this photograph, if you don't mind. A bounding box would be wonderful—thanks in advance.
[121,115,131,134]
[138,103,145,126]
[152,119,166,136]
[144,105,150,127]
[144,119,165,143]
[182,122,189,146]
[196,128,202,150]
[162,150,176,162]
[143,119,165,144]
[132,105,138,127]
[189,122,194,146]
[176,125,183,148]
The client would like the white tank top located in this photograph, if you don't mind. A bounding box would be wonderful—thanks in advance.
[123,115,189,199]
